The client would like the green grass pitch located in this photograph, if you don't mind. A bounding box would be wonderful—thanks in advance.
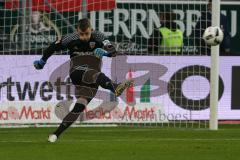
[0,125,240,160]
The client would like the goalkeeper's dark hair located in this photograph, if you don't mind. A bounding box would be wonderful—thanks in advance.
[77,18,91,31]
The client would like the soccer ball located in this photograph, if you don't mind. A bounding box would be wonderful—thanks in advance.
[202,26,224,46]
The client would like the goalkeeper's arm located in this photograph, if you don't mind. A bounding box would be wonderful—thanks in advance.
[102,40,117,57]
[34,39,65,70]
[93,30,117,57]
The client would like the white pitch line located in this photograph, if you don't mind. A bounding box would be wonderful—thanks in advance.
[62,138,240,142]
[0,140,39,143]
[1,128,240,134]
[1,138,240,143]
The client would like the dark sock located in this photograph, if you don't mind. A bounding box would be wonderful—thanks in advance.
[53,103,85,137]
[96,73,118,93]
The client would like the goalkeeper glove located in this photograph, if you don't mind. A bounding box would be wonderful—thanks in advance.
[103,40,117,57]
[33,58,46,70]
[93,48,109,57]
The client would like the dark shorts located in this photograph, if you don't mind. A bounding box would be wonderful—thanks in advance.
[70,69,99,103]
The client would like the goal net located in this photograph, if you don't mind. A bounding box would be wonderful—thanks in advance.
[0,0,219,129]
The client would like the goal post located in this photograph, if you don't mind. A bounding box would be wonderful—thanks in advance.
[210,0,220,130]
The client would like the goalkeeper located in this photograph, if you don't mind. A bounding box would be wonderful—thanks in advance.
[33,18,133,143]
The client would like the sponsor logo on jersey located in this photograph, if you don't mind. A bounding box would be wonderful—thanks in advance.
[89,42,96,49]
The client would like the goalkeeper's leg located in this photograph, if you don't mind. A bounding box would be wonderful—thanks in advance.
[95,72,134,97]
[48,97,88,143]
[71,68,133,97]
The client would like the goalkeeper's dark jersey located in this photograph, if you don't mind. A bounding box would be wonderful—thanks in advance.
[41,31,106,71]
